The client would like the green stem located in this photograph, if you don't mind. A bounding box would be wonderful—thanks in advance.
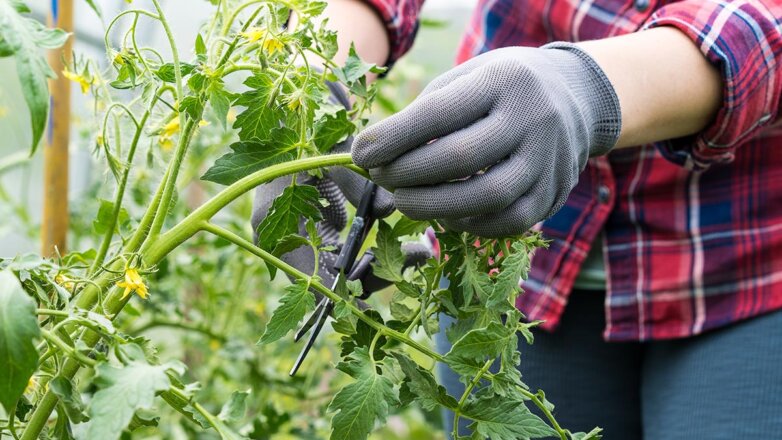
[132,319,226,342]
[40,330,97,368]
[452,359,493,439]
[144,118,198,243]
[35,309,70,318]
[90,102,156,275]
[197,222,444,363]
[150,0,182,100]
[515,387,569,440]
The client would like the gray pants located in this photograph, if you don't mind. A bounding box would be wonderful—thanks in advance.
[436,290,782,439]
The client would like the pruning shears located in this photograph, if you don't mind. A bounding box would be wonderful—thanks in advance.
[289,181,378,376]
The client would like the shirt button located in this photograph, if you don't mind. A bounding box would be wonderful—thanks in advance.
[634,0,650,11]
[598,185,611,204]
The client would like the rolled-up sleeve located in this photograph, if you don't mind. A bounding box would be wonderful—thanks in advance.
[362,0,426,67]
[643,0,782,170]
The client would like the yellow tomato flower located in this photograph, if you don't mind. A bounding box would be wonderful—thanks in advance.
[240,27,285,55]
[0,106,8,118]
[116,268,149,300]
[159,117,179,151]
[25,376,37,394]
[55,273,75,290]
[239,27,265,43]
[262,37,285,56]
[62,68,91,94]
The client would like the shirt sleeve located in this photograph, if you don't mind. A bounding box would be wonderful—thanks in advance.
[362,0,426,67]
[642,0,782,170]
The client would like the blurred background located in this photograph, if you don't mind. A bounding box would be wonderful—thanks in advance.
[0,0,477,256]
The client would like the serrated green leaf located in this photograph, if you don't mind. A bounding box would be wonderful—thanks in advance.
[48,376,88,423]
[271,234,311,257]
[445,322,512,365]
[209,81,232,130]
[256,184,322,252]
[92,199,129,235]
[202,127,298,185]
[0,1,65,153]
[463,396,557,440]
[154,62,196,83]
[313,108,355,152]
[393,353,457,411]
[371,222,405,282]
[459,246,493,304]
[569,428,603,439]
[487,241,531,310]
[333,43,385,84]
[258,279,315,345]
[218,390,249,424]
[85,360,172,440]
[233,73,284,142]
[392,217,428,238]
[328,347,399,440]
[0,270,39,413]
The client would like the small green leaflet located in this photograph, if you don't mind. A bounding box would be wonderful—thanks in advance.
[256,184,323,251]
[0,1,68,154]
[154,62,196,83]
[0,270,40,413]
[93,199,130,235]
[48,376,88,423]
[569,428,603,439]
[258,279,315,345]
[218,390,249,424]
[459,245,493,304]
[209,80,232,129]
[202,127,299,185]
[233,73,285,142]
[333,43,386,84]
[371,221,405,282]
[445,322,513,365]
[85,360,173,440]
[487,241,531,310]
[313,109,355,152]
[393,353,457,411]
[328,347,399,440]
[463,396,558,440]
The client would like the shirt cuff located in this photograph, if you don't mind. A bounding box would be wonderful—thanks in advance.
[642,0,782,170]
[361,0,425,69]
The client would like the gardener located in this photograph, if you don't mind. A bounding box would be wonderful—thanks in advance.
[254,0,782,437]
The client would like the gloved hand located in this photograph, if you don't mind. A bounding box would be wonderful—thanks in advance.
[352,43,622,237]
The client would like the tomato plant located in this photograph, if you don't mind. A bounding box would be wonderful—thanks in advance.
[0,1,601,439]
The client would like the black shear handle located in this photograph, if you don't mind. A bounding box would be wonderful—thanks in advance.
[334,182,377,273]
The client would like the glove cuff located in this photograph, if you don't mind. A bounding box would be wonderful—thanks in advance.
[542,42,623,157]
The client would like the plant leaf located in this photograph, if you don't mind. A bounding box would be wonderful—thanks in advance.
[445,322,512,364]
[256,184,322,252]
[393,353,457,411]
[487,241,531,310]
[154,62,196,83]
[328,347,399,440]
[333,43,385,84]
[85,359,172,440]
[218,390,249,424]
[258,279,315,345]
[0,270,39,413]
[371,221,405,282]
[201,127,298,185]
[0,2,66,153]
[233,72,284,142]
[463,395,558,440]
[313,108,355,152]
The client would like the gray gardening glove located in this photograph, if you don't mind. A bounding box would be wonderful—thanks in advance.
[352,43,622,237]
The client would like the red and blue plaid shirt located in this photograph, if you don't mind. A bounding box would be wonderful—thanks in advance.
[364,0,782,341]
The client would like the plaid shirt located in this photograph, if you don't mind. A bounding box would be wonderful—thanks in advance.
[364,0,782,341]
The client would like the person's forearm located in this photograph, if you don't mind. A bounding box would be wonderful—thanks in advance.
[579,27,722,148]
[292,0,389,79]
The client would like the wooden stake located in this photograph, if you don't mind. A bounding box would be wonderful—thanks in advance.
[41,0,74,256]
